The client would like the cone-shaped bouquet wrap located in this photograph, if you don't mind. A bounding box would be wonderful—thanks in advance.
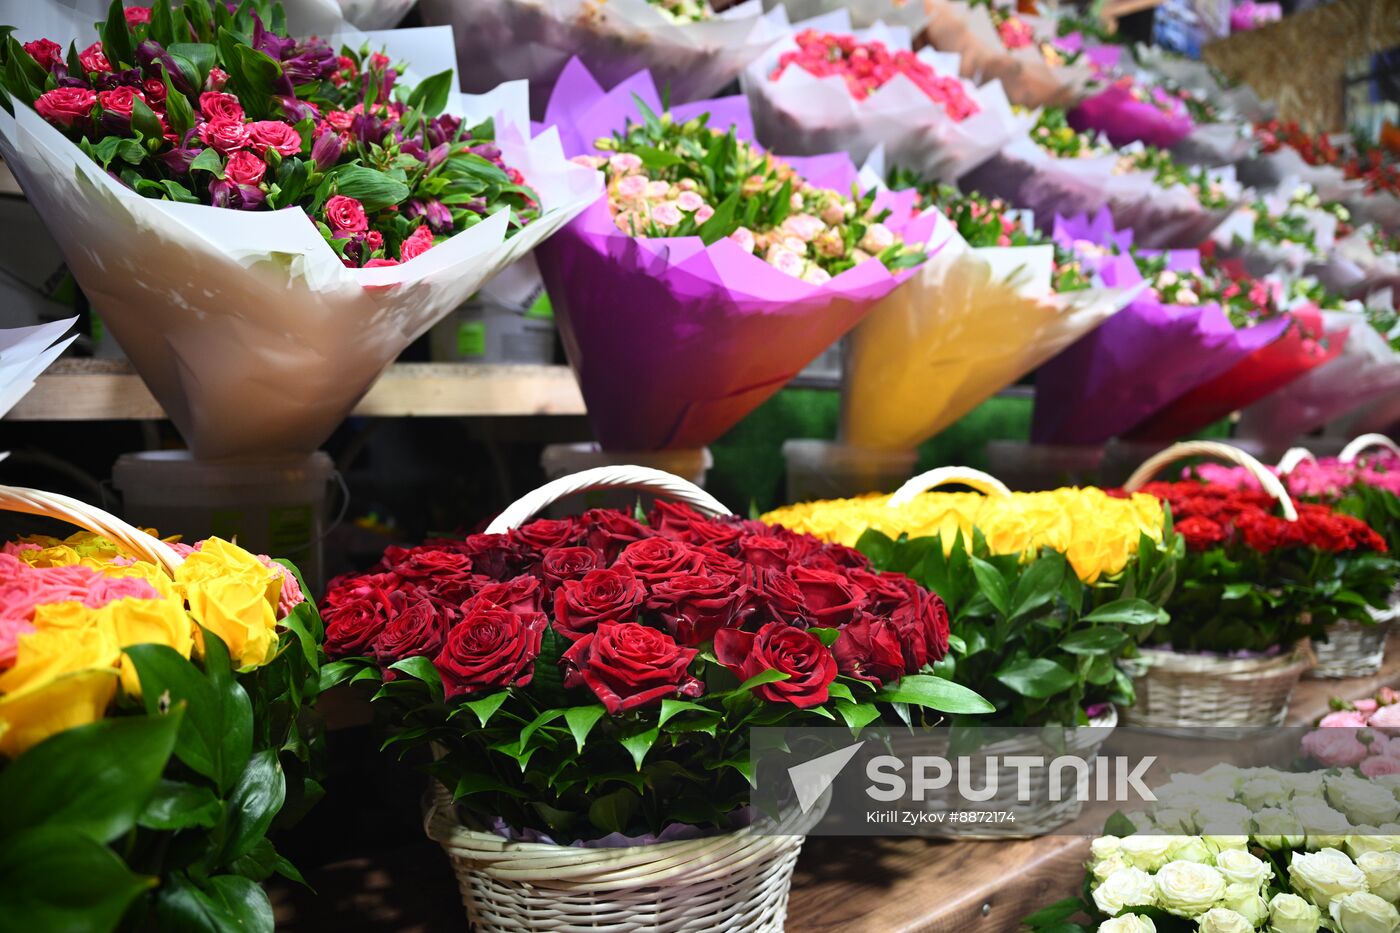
[0,318,77,419]
[1032,212,1290,444]
[755,0,931,30]
[416,0,788,117]
[1237,146,1367,204]
[740,10,1032,183]
[533,60,938,450]
[1210,187,1341,279]
[920,0,1096,109]
[281,0,417,30]
[0,10,602,458]
[1069,77,1194,149]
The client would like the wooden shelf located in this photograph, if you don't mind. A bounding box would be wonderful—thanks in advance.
[5,358,586,421]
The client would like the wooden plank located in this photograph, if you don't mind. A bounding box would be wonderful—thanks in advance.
[5,359,586,421]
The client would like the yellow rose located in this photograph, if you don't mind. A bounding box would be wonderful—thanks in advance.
[0,615,121,695]
[100,598,196,695]
[103,561,178,602]
[0,668,119,759]
[184,576,277,669]
[175,537,281,612]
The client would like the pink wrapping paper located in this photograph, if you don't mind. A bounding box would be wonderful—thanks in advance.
[534,59,938,449]
[1069,79,1195,149]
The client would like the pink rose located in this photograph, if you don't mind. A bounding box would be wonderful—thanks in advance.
[1356,699,1381,715]
[200,118,250,154]
[325,110,354,133]
[1370,704,1400,734]
[225,150,267,187]
[1362,757,1400,778]
[124,6,152,24]
[1382,687,1400,706]
[84,574,160,607]
[363,258,399,267]
[1302,728,1370,768]
[247,120,302,157]
[205,67,229,92]
[1321,710,1370,728]
[142,78,167,104]
[34,87,97,127]
[79,41,111,74]
[199,92,245,123]
[324,195,368,235]
[399,225,434,261]
[96,86,144,118]
[22,39,63,71]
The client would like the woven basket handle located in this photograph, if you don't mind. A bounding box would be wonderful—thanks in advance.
[1123,440,1297,521]
[484,466,733,534]
[887,466,1012,508]
[1276,447,1316,473]
[1340,433,1400,463]
[0,484,184,574]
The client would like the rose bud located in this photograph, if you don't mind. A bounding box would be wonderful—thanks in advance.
[23,38,64,71]
[832,614,906,687]
[311,129,344,171]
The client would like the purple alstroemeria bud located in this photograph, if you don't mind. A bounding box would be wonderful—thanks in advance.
[251,15,296,62]
[425,113,461,148]
[56,75,91,89]
[399,138,427,163]
[426,199,453,233]
[97,110,132,136]
[135,40,192,95]
[463,197,487,215]
[158,146,202,175]
[351,113,385,148]
[278,95,319,124]
[311,129,343,171]
[403,200,427,222]
[470,143,502,164]
[282,44,335,85]
[209,179,266,211]
[426,142,450,171]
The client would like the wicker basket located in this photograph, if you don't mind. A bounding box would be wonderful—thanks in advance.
[1309,618,1391,679]
[0,484,184,572]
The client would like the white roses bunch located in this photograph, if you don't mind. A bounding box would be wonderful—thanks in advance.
[1087,835,1272,931]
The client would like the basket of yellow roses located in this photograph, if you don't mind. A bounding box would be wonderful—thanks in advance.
[764,466,1180,836]
[0,484,326,932]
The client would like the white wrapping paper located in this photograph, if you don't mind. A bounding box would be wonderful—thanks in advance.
[1309,230,1400,303]
[1236,148,1367,202]
[757,0,929,30]
[281,0,417,30]
[1132,44,1274,122]
[1346,191,1400,235]
[0,17,602,458]
[1211,189,1338,278]
[1169,121,1254,167]
[839,210,1139,449]
[417,0,787,114]
[741,11,1032,182]
[0,318,77,420]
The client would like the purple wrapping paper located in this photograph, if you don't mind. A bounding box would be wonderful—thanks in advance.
[1069,81,1194,149]
[1032,212,1289,444]
[1054,33,1122,73]
[534,59,937,450]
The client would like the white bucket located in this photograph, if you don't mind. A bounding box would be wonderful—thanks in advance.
[782,439,917,503]
[539,443,712,517]
[112,450,336,592]
[428,255,555,365]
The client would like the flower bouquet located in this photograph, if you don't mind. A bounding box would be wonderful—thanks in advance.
[1240,120,1368,205]
[416,0,787,117]
[919,0,1096,109]
[319,465,989,929]
[533,59,937,450]
[0,1,601,458]
[1100,143,1243,247]
[1133,43,1274,124]
[1119,442,1396,728]
[1069,75,1195,150]
[1307,689,1400,776]
[838,168,1138,452]
[740,11,1029,183]
[1211,185,1345,278]
[1033,213,1291,445]
[0,484,326,931]
[749,0,931,30]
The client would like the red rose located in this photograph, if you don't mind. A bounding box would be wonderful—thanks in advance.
[789,566,867,627]
[323,585,408,657]
[466,574,544,617]
[124,6,152,25]
[693,545,746,578]
[1236,511,1287,552]
[323,570,415,608]
[224,150,267,187]
[739,567,809,627]
[381,546,480,602]
[645,572,748,645]
[581,509,653,561]
[372,593,454,670]
[22,39,62,71]
[553,566,647,640]
[324,194,368,235]
[509,517,582,552]
[79,41,111,73]
[561,622,702,714]
[1176,516,1228,551]
[832,614,906,686]
[142,78,167,104]
[714,623,837,708]
[199,91,244,123]
[456,533,527,579]
[889,588,950,671]
[399,225,434,260]
[615,537,704,585]
[34,87,96,127]
[738,534,792,570]
[843,568,918,613]
[538,546,605,588]
[325,109,354,133]
[649,500,743,552]
[200,117,250,153]
[247,119,303,157]
[433,607,546,699]
[814,541,871,570]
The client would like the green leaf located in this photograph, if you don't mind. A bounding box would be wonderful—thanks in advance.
[333,164,410,211]
[872,674,994,714]
[994,658,1077,699]
[405,68,454,117]
[137,779,222,831]
[388,656,443,704]
[588,789,638,835]
[205,875,274,933]
[736,668,791,693]
[1024,898,1088,928]
[1010,556,1064,619]
[169,42,216,88]
[161,65,195,139]
[149,0,176,45]
[189,147,225,178]
[563,704,607,752]
[696,189,741,246]
[0,700,181,844]
[1059,628,1131,655]
[130,95,165,144]
[101,0,134,69]
[855,528,896,569]
[835,700,882,732]
[462,691,510,728]
[0,827,154,932]
[970,556,1011,616]
[1081,599,1162,627]
[1103,810,1138,837]
[156,872,269,933]
[219,750,285,865]
[809,627,841,647]
[453,772,526,799]
[620,726,660,771]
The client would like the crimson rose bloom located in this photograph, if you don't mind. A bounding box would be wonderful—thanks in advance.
[581,509,653,561]
[382,546,480,602]
[142,78,167,104]
[324,194,368,234]
[23,39,63,71]
[645,572,748,645]
[78,41,111,73]
[323,584,409,657]
[890,588,950,671]
[538,546,605,588]
[456,533,526,579]
[509,517,581,552]
[844,568,918,613]
[35,88,96,127]
[97,87,143,118]
[224,150,267,187]
[615,536,704,585]
[553,566,647,640]
[373,594,454,671]
[789,566,867,626]
[561,622,702,713]
[466,574,544,617]
[833,614,906,686]
[124,6,153,25]
[1176,516,1228,551]
[738,567,809,627]
[199,91,244,123]
[200,117,250,154]
[649,500,742,552]
[738,534,792,570]
[433,608,547,699]
[714,623,837,708]
[247,120,303,157]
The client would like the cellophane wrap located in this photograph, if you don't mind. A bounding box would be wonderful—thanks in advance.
[0,318,77,419]
[417,0,788,114]
[1237,305,1400,445]
[0,17,601,458]
[741,10,1032,182]
[282,0,416,30]
[756,0,930,30]
[1345,191,1400,235]
[1170,122,1254,168]
[1236,148,1367,203]
[1069,79,1195,149]
[1031,211,1290,444]
[1310,231,1400,304]
[1211,194,1338,278]
[533,59,940,450]
[840,211,1137,450]
[1121,305,1347,442]
[1131,44,1275,123]
[919,0,1095,109]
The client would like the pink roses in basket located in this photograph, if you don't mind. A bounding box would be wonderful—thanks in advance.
[1305,689,1400,775]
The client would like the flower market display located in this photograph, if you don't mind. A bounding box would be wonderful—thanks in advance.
[1305,688,1400,775]
[0,489,325,933]
[533,59,937,451]
[0,0,601,457]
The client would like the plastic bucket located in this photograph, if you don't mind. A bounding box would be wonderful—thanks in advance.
[112,450,336,592]
[429,255,555,364]
[538,444,713,517]
[781,439,917,503]
[986,440,1104,491]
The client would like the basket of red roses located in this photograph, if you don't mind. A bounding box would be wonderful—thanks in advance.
[319,465,989,933]
[1119,441,1395,732]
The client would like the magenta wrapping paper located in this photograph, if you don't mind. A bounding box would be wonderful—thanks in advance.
[534,59,938,449]
[1069,81,1194,149]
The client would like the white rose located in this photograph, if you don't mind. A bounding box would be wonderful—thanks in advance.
[1359,850,1400,902]
[1254,808,1307,851]
[1220,883,1269,925]
[1122,835,1178,872]
[1093,867,1158,916]
[1268,892,1323,933]
[1284,772,1327,797]
[1290,848,1369,910]
[1094,856,1131,881]
[1371,774,1400,798]
[1296,800,1356,851]
[1330,778,1400,828]
[1204,836,1251,854]
[857,222,894,254]
[1195,907,1252,933]
[1169,837,1215,865]
[1330,891,1400,933]
[1098,916,1156,933]
[1155,860,1227,917]
[1153,808,1197,835]
[1214,848,1272,888]
[1241,777,1290,810]
[1092,836,1124,861]
[1197,802,1253,837]
[1350,831,1397,861]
